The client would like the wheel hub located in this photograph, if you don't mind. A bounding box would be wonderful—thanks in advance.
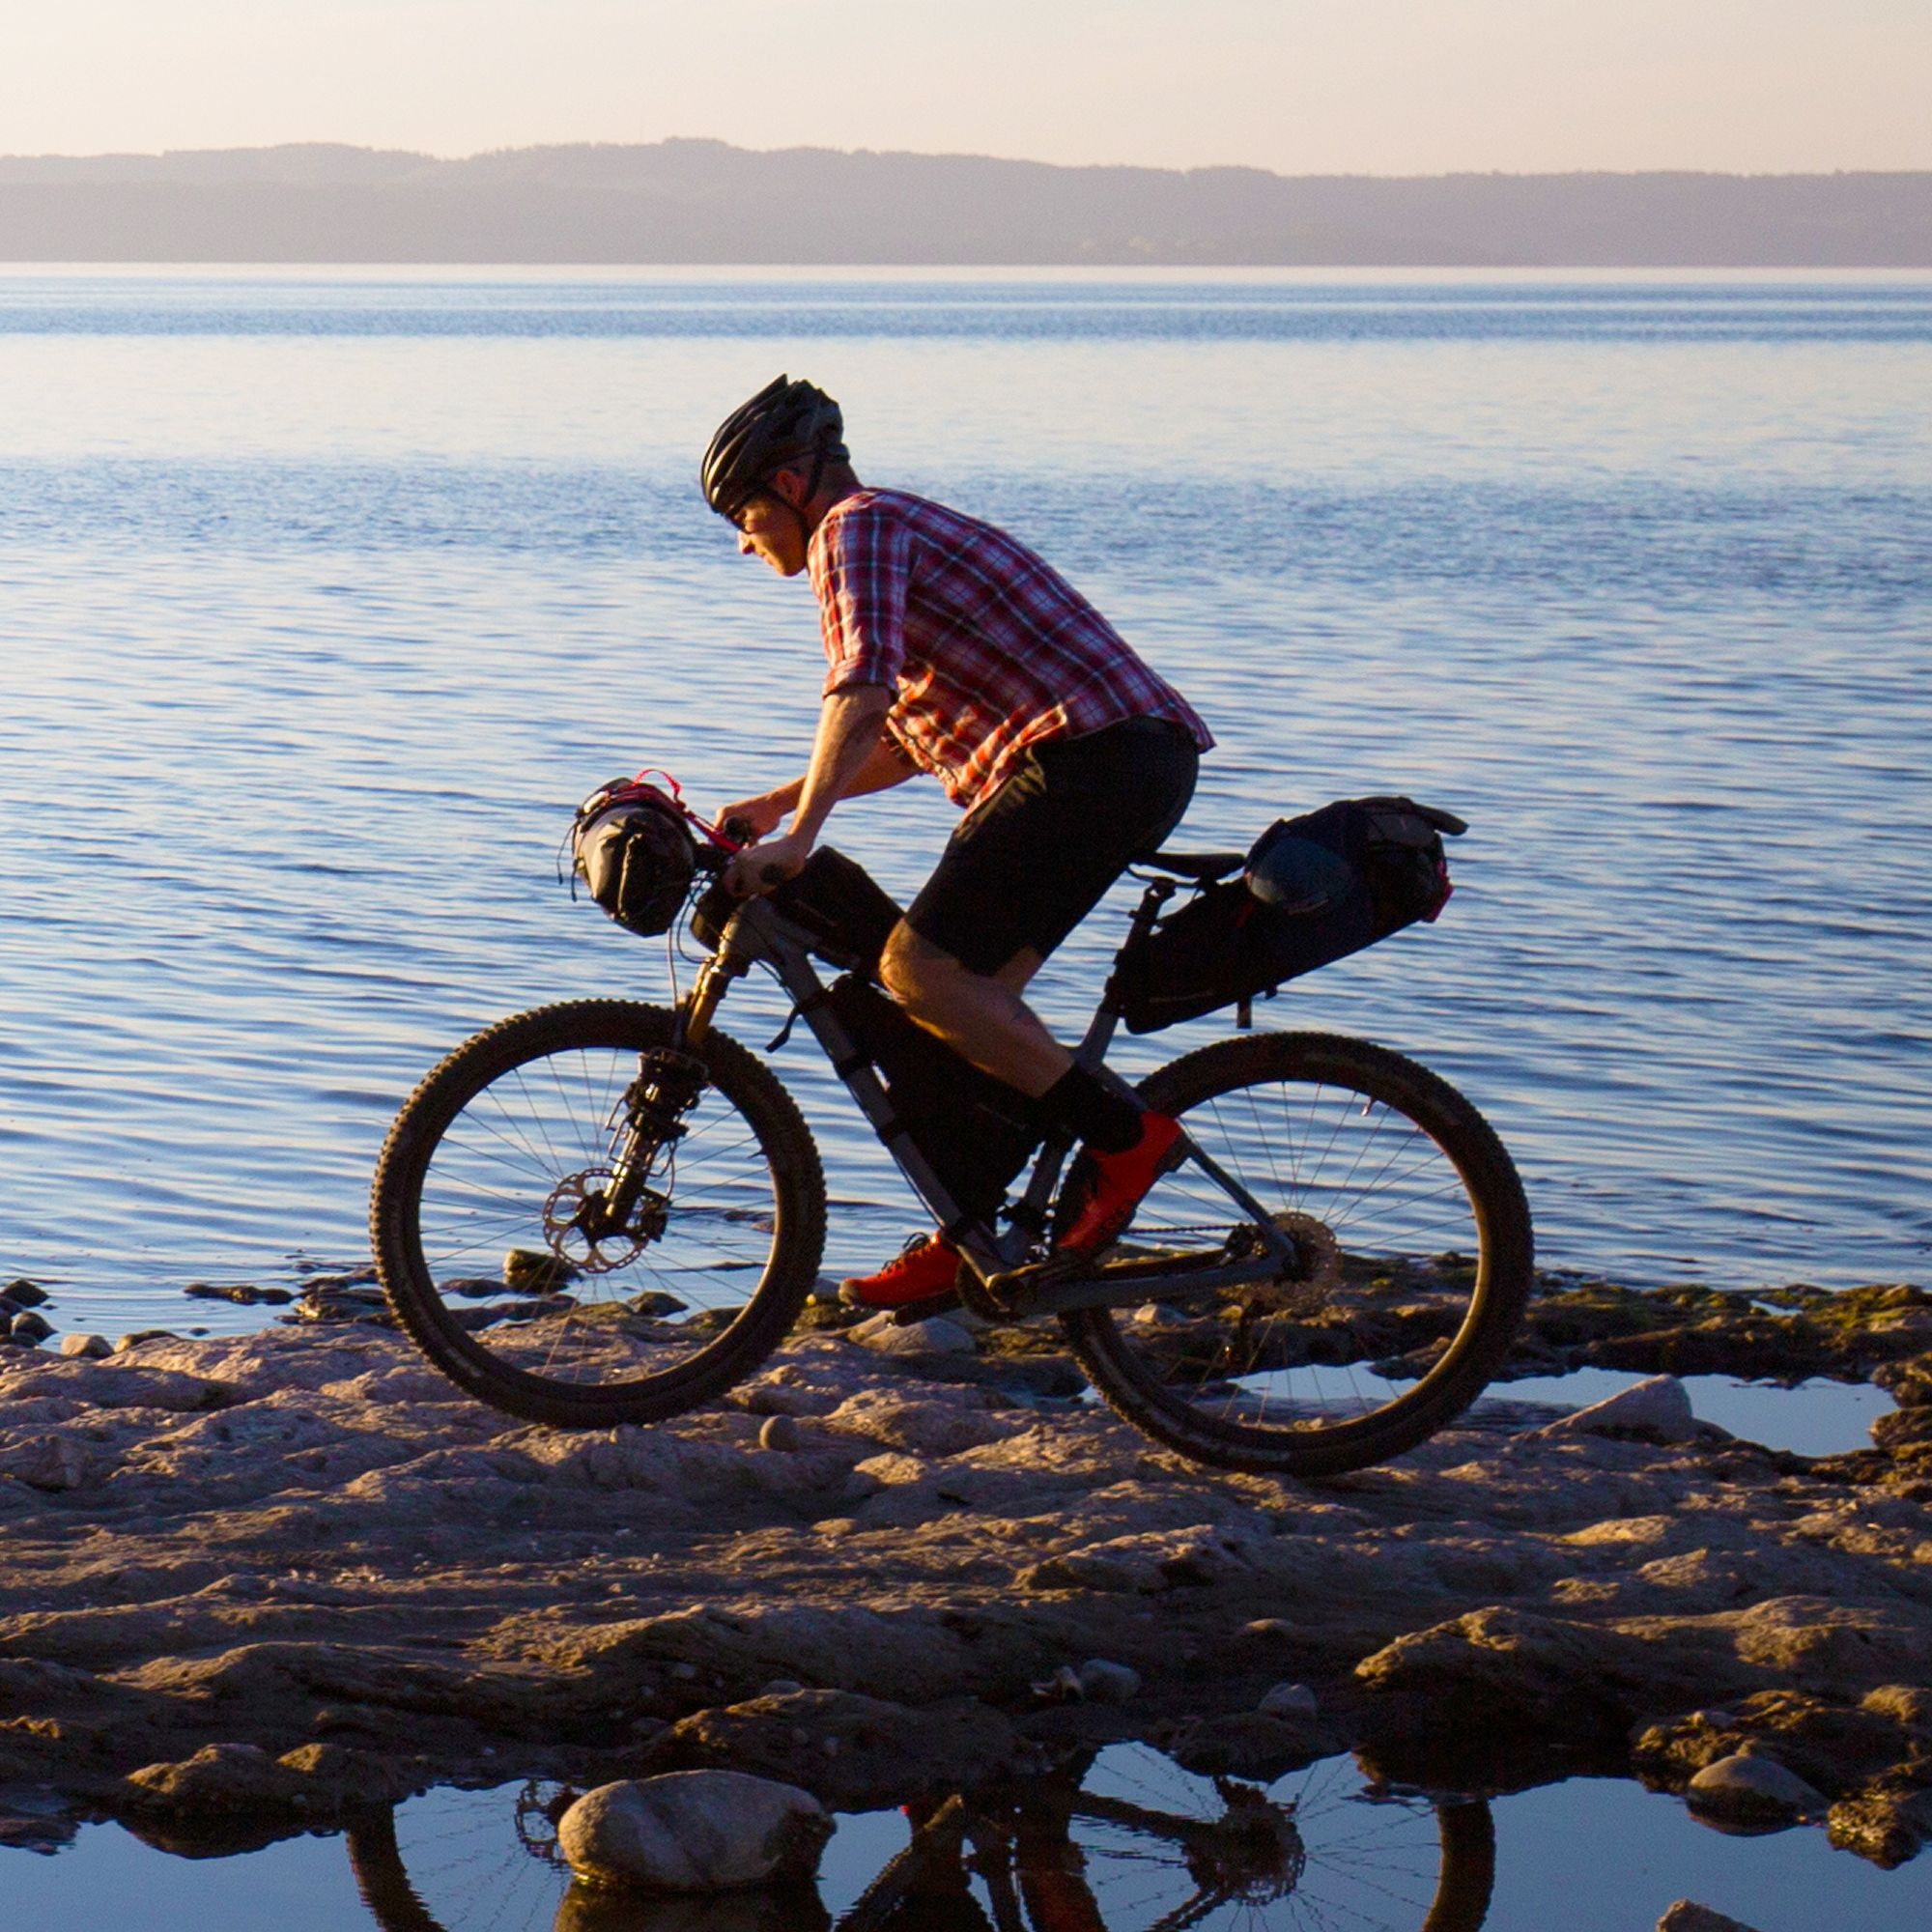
[541,1168,668,1275]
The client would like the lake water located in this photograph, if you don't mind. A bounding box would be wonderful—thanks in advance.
[1,268,1929,1341]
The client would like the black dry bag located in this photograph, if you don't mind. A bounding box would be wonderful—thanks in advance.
[1116,796,1465,1034]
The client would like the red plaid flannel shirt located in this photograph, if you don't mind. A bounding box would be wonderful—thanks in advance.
[808,489,1212,810]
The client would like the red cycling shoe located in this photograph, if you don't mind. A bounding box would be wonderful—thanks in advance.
[1058,1111,1185,1254]
[838,1234,961,1309]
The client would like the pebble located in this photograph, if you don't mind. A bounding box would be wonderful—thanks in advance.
[850,1314,977,1358]
[757,1414,802,1452]
[1258,1681,1319,1719]
[58,1334,113,1360]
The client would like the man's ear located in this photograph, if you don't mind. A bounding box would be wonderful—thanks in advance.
[765,466,809,508]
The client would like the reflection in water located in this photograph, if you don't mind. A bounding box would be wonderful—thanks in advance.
[344,1749,1494,1932]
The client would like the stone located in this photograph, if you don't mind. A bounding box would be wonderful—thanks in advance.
[3,1280,50,1308]
[57,1334,112,1360]
[848,1314,977,1358]
[1259,1682,1319,1719]
[1531,1374,1697,1442]
[9,1311,54,1345]
[1872,1351,1932,1406]
[1686,1751,1827,1824]
[1075,1660,1142,1703]
[504,1248,578,1293]
[756,1414,801,1453]
[126,1743,307,1812]
[557,1770,830,1892]
[1658,1905,1763,1932]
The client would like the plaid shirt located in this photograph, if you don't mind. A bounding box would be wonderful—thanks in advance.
[809,488,1212,810]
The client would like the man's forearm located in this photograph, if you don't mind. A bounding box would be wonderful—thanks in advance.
[791,686,895,843]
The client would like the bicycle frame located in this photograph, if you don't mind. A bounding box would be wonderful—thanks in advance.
[677,874,1298,1318]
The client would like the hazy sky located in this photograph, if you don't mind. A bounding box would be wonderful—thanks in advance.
[5,0,1927,174]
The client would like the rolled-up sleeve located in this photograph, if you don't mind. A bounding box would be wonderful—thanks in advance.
[811,499,911,696]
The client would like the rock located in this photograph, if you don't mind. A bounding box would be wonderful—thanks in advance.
[1686,1752,1827,1824]
[504,1248,578,1293]
[114,1329,179,1351]
[0,1435,99,1492]
[9,1311,54,1345]
[556,1880,810,1932]
[1870,1406,1932,1450]
[3,1280,50,1308]
[557,1770,831,1892]
[756,1415,801,1453]
[848,1314,977,1358]
[57,1334,112,1359]
[126,1743,307,1812]
[651,1690,1026,1808]
[1658,1905,1763,1932]
[1259,1682,1319,1719]
[1076,1660,1142,1704]
[1827,1776,1932,1868]
[1872,1351,1932,1406]
[1531,1374,1697,1442]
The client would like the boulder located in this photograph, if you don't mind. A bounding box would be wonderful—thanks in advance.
[1530,1374,1697,1442]
[1686,1751,1826,1824]
[57,1334,113,1360]
[557,1770,831,1892]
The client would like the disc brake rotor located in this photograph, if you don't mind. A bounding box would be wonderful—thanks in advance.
[541,1168,655,1275]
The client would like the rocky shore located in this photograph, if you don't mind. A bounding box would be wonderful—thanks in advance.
[0,1272,1927,1874]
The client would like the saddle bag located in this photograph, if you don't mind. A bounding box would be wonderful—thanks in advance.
[1116,796,1466,1035]
[827,975,1046,1225]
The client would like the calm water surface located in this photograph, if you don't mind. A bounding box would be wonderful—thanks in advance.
[1,269,1929,1336]
[5,1745,1930,1930]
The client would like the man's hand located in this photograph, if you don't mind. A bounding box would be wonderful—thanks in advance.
[713,788,796,841]
[725,829,812,898]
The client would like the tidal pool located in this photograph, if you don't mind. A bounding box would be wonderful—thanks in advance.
[6,1745,1931,1931]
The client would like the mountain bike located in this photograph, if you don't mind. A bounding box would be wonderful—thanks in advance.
[369,827,1533,1476]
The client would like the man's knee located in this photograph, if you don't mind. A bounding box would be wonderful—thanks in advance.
[879,921,950,1010]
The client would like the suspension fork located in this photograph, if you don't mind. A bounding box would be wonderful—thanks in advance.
[586,949,749,1239]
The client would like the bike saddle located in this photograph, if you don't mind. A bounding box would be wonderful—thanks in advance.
[1140,848,1246,883]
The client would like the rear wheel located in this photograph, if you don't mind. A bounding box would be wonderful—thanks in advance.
[370,1001,825,1428]
[1062,1032,1532,1475]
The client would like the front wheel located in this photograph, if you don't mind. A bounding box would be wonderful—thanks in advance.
[1063,1032,1532,1475]
[370,1001,826,1428]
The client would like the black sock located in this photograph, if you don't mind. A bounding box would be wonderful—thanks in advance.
[1042,1065,1143,1153]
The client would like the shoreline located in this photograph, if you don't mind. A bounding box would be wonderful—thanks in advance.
[1,1280,1928,1869]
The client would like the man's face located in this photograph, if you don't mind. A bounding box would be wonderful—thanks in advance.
[733,483,808,577]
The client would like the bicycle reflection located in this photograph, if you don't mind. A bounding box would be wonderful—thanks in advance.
[345,1747,1495,1932]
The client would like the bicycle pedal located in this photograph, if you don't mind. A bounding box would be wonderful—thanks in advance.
[981,1251,1090,1312]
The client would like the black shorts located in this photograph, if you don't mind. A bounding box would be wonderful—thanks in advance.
[905,718,1200,976]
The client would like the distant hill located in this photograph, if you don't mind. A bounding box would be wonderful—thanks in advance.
[0,141,1925,266]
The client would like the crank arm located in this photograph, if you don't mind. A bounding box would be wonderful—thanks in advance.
[978,1246,1288,1320]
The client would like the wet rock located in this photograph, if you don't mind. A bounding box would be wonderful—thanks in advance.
[113,1329,179,1351]
[58,1334,113,1360]
[183,1282,294,1307]
[1872,1351,1932,1406]
[1259,1682,1319,1719]
[557,1769,831,1892]
[3,1279,50,1308]
[1658,1905,1763,1932]
[0,1782,79,1852]
[126,1743,308,1812]
[1870,1406,1932,1450]
[1686,1751,1827,1824]
[504,1248,579,1294]
[1166,1711,1332,1780]
[1827,1774,1932,1867]
[10,1311,54,1346]
[1530,1374,1697,1442]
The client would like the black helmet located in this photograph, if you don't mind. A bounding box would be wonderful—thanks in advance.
[700,374,847,520]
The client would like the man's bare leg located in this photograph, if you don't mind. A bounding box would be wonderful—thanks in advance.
[878,923,1070,1096]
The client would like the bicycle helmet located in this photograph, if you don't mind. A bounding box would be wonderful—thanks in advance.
[700,374,848,521]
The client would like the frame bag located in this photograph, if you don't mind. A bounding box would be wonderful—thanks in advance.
[1117,796,1466,1034]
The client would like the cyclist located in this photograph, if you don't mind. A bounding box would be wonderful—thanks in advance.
[703,375,1214,1308]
